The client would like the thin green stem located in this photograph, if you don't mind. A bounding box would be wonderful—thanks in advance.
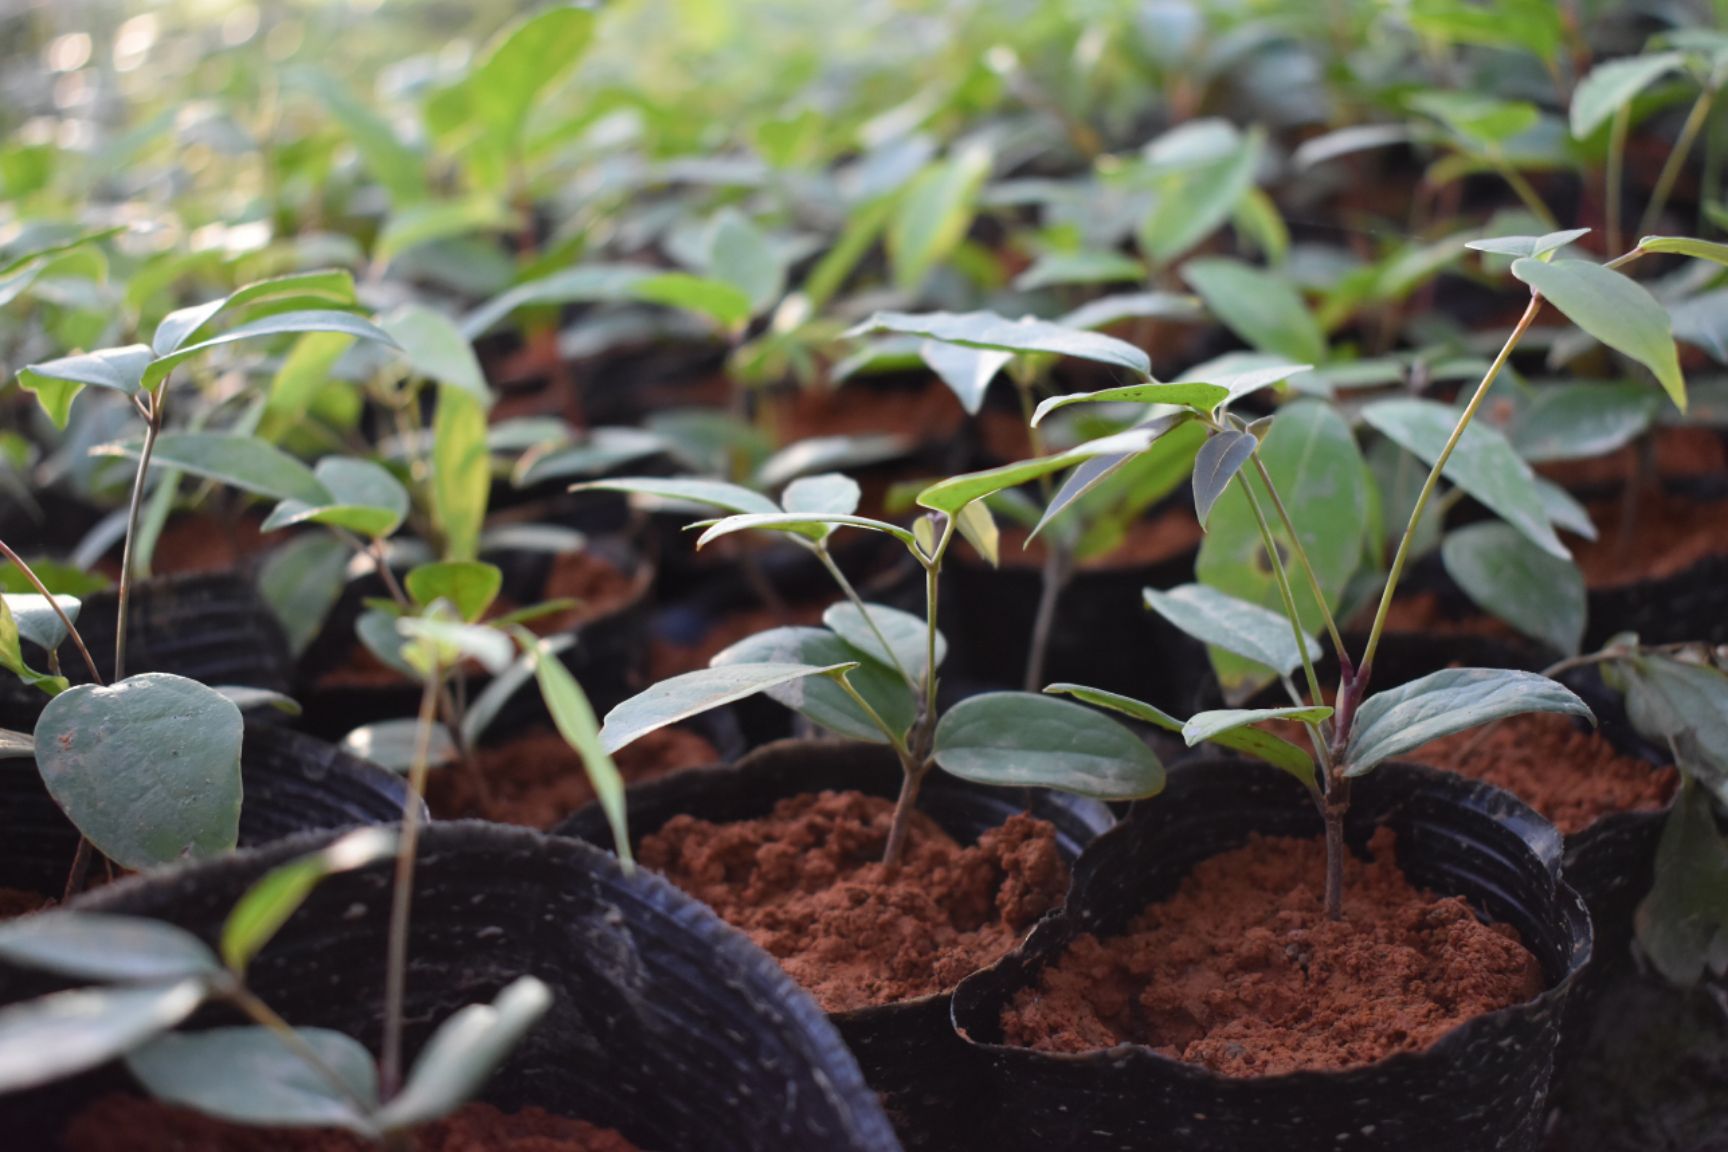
[381,671,441,1099]
[1491,151,1558,230]
[0,538,100,684]
[1607,102,1630,257]
[1249,455,1346,661]
[1361,293,1543,680]
[114,387,165,682]
[1238,477,1325,714]
[814,543,915,690]
[832,672,911,759]
[1640,87,1717,238]
[231,987,375,1119]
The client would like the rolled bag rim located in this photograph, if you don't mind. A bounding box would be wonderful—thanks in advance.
[950,756,1594,1091]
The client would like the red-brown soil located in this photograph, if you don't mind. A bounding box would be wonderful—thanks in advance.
[62,1098,645,1151]
[0,887,49,919]
[1370,590,1521,640]
[1000,828,1544,1076]
[1536,426,1727,490]
[96,513,269,579]
[648,600,828,680]
[426,725,719,827]
[766,381,965,446]
[641,790,1069,1013]
[1568,486,1728,588]
[980,507,1203,572]
[1412,713,1676,835]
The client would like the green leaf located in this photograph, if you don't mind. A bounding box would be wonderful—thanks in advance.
[845,310,1151,376]
[515,429,668,487]
[35,673,243,869]
[1409,90,1540,145]
[955,500,999,567]
[1409,0,1562,63]
[143,310,397,394]
[781,473,860,518]
[1465,228,1591,259]
[1044,683,1315,785]
[1442,522,1585,656]
[632,273,752,329]
[1182,258,1326,364]
[375,198,513,263]
[1639,235,1728,267]
[1196,400,1366,698]
[261,457,409,538]
[266,332,356,421]
[703,208,785,315]
[0,594,67,696]
[694,512,917,550]
[1618,654,1728,807]
[212,687,302,717]
[460,265,654,339]
[1502,382,1661,462]
[4,594,80,653]
[398,617,513,677]
[374,978,552,1133]
[432,388,489,562]
[755,434,910,489]
[1183,705,1331,747]
[1192,430,1258,528]
[1013,250,1145,291]
[1143,584,1320,678]
[151,271,357,356]
[1511,257,1686,411]
[916,428,1162,518]
[0,912,218,983]
[1030,381,1229,426]
[222,828,398,975]
[1344,668,1591,777]
[127,1027,378,1134]
[600,662,855,755]
[920,341,1013,415]
[462,636,574,747]
[1029,415,1196,544]
[338,719,459,773]
[381,303,489,403]
[823,602,941,682]
[712,628,914,743]
[259,535,349,659]
[0,729,33,759]
[100,432,328,504]
[301,69,426,203]
[1058,291,1203,330]
[18,345,151,427]
[571,476,780,517]
[1139,122,1264,264]
[1571,53,1686,137]
[0,981,206,1094]
[1636,781,1728,985]
[1361,397,1567,559]
[406,561,502,623]
[932,691,1164,800]
[888,146,992,291]
[467,5,595,145]
[533,641,632,864]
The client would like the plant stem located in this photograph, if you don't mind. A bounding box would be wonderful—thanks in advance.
[1491,151,1558,230]
[815,543,915,690]
[1024,546,1071,692]
[231,986,376,1119]
[114,388,165,682]
[380,672,441,1099]
[881,758,929,871]
[1607,102,1630,257]
[1323,777,1350,921]
[1360,292,1543,681]
[1238,478,1325,712]
[0,538,101,684]
[1640,87,1717,238]
[1249,455,1346,660]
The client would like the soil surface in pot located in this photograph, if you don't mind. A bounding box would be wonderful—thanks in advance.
[971,508,1203,572]
[766,381,963,445]
[0,887,50,920]
[95,513,269,579]
[318,551,636,689]
[1535,426,1726,490]
[641,790,1068,1013]
[63,1097,646,1151]
[1569,487,1728,588]
[1364,590,1521,640]
[999,828,1544,1076]
[1413,713,1676,835]
[427,725,719,827]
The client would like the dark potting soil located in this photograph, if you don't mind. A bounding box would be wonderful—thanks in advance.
[0,887,50,919]
[1570,487,1728,588]
[981,507,1203,572]
[426,725,719,827]
[998,828,1544,1076]
[319,552,636,689]
[1413,713,1676,836]
[640,790,1069,1013]
[62,1098,646,1151]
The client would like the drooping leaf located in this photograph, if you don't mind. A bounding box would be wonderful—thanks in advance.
[18,345,151,428]
[151,272,358,356]
[1639,235,1728,267]
[845,310,1151,376]
[1465,228,1591,259]
[1512,258,1686,411]
[0,913,218,983]
[632,273,752,329]
[600,663,855,755]
[920,341,1013,415]
[1571,53,1686,137]
[694,512,917,551]
[1636,781,1728,985]
[887,146,992,291]
[259,535,350,659]
[127,1027,378,1133]
[381,303,489,404]
[1029,381,1228,426]
[1442,522,1584,656]
[405,561,502,623]
[916,428,1161,517]
[1142,584,1320,679]
[1362,397,1567,559]
[932,691,1164,800]
[1182,705,1332,747]
[374,978,552,1132]
[1028,414,1193,543]
[822,602,941,683]
[712,628,914,743]
[3,594,80,653]
[221,828,398,975]
[1192,430,1258,528]
[1618,654,1728,807]
[532,642,632,864]
[1345,668,1591,777]
[397,616,513,677]
[99,433,327,505]
[571,477,779,517]
[0,981,207,1094]
[34,674,244,870]
[1182,258,1326,364]
[432,388,489,562]
[261,457,409,538]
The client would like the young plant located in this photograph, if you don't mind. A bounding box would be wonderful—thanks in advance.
[586,463,1168,868]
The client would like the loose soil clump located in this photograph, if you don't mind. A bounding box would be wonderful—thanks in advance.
[641,790,1069,1012]
[62,1098,646,1151]
[1414,713,1676,835]
[427,725,719,827]
[1000,828,1544,1076]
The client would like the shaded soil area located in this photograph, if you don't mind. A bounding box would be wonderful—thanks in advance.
[62,1099,647,1151]
[0,887,49,919]
[642,790,1068,1013]
[648,599,827,680]
[766,381,963,445]
[427,725,719,827]
[1545,968,1728,1152]
[1569,487,1728,588]
[1369,590,1521,641]
[1537,426,1727,490]
[96,513,269,579]
[979,507,1203,572]
[1000,828,1544,1076]
[1413,713,1676,836]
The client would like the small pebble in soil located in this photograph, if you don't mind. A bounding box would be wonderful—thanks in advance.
[641,789,1069,1013]
[1000,827,1544,1077]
